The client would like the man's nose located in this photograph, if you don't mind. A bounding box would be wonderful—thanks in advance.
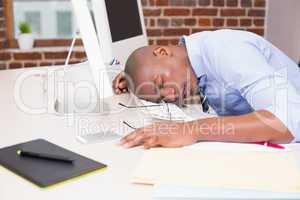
[160,87,178,102]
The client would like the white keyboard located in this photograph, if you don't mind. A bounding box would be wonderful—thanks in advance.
[139,100,192,121]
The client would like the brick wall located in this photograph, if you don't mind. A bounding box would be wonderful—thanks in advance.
[144,0,266,45]
[0,0,266,70]
[0,0,6,50]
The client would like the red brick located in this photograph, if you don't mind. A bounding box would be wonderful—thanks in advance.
[184,18,196,26]
[213,0,224,7]
[157,39,169,45]
[226,0,238,7]
[141,0,147,6]
[241,0,252,7]
[198,0,210,6]
[163,28,190,36]
[0,40,6,49]
[254,0,265,7]
[9,62,23,69]
[0,63,6,70]
[74,51,87,59]
[69,60,81,65]
[14,52,42,60]
[247,28,264,36]
[170,0,196,6]
[156,0,169,6]
[54,61,65,66]
[44,52,68,59]
[227,18,238,26]
[171,19,184,27]
[157,19,169,27]
[170,39,179,45]
[164,8,190,16]
[148,39,155,45]
[248,9,265,17]
[143,9,161,16]
[213,18,224,27]
[0,19,5,29]
[149,0,155,6]
[221,9,246,16]
[147,29,162,36]
[0,30,5,38]
[150,19,155,27]
[240,18,252,26]
[198,18,211,26]
[192,28,217,33]
[0,52,11,60]
[192,8,218,16]
[156,39,180,45]
[24,62,38,68]
[253,19,264,26]
[39,62,53,67]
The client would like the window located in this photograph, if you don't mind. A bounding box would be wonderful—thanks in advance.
[24,12,41,35]
[56,11,73,38]
[4,0,81,48]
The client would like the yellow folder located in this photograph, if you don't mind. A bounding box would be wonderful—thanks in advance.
[132,148,300,192]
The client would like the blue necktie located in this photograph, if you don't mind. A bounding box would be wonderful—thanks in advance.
[197,75,209,113]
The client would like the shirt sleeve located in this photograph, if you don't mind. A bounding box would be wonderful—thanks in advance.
[203,39,300,142]
[242,76,300,142]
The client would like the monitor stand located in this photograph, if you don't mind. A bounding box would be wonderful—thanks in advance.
[52,61,122,114]
[50,62,128,144]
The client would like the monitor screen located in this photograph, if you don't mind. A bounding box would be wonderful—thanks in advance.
[105,0,143,42]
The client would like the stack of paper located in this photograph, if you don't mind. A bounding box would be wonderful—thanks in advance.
[132,148,300,192]
[152,184,300,200]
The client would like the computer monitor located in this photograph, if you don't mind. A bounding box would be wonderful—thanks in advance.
[91,0,148,65]
[70,0,113,101]
[63,0,147,113]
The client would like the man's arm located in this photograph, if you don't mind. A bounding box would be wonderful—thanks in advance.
[120,110,294,149]
[190,110,293,144]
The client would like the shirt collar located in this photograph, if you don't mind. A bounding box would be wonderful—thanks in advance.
[179,35,205,78]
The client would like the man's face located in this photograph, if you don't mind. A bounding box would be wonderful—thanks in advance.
[132,59,198,105]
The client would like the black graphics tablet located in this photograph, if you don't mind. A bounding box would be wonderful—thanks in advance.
[0,139,107,188]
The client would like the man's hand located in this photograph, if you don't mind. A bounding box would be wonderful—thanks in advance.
[120,122,199,149]
[112,72,128,94]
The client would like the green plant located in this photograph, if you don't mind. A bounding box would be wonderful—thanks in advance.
[18,21,32,34]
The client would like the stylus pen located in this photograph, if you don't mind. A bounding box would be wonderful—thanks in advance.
[17,150,74,163]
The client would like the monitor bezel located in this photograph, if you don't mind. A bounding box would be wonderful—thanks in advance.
[71,0,113,99]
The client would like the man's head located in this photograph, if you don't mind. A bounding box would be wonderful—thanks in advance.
[124,45,199,105]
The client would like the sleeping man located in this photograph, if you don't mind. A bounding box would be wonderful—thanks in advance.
[112,29,300,149]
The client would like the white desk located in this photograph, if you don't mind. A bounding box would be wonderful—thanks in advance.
[1,68,300,200]
[0,67,208,200]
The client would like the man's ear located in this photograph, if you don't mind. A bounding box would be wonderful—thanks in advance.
[153,46,172,57]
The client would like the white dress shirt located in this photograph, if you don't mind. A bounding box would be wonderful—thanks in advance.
[182,29,300,142]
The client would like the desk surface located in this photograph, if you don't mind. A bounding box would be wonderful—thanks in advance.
[1,68,300,200]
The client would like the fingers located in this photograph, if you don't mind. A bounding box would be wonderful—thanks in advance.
[143,136,160,149]
[112,72,128,94]
[120,126,163,149]
[118,80,127,89]
[120,128,150,148]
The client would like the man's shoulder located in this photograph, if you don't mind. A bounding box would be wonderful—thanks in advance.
[187,29,260,45]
